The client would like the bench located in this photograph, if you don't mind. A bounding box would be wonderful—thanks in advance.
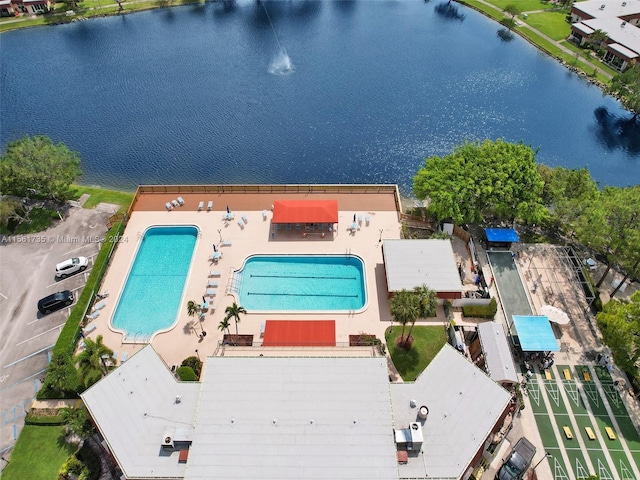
[605,427,616,440]
[585,427,596,440]
[563,426,574,440]
[544,369,552,380]
[582,370,591,382]
[563,369,572,381]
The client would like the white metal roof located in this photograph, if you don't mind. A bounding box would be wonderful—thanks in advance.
[383,239,463,294]
[477,321,519,384]
[573,22,596,35]
[583,17,640,55]
[573,0,640,19]
[608,41,640,57]
[81,346,200,480]
[390,345,511,479]
[185,356,397,480]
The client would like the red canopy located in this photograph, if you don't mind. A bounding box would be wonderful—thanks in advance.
[262,320,336,347]
[272,200,338,224]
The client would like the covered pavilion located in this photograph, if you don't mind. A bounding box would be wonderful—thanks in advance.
[484,228,520,249]
[511,315,559,352]
[271,199,338,233]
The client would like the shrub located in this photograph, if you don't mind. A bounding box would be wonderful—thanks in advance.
[176,366,197,381]
[181,356,203,379]
[24,410,63,425]
[58,455,83,480]
[462,298,498,318]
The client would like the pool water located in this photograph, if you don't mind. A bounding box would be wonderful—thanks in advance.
[111,226,198,339]
[237,255,366,311]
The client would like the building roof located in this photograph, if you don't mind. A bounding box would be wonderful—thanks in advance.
[186,356,397,480]
[477,322,519,384]
[484,228,520,243]
[608,41,640,58]
[512,315,560,352]
[583,17,640,55]
[80,346,200,480]
[390,345,511,479]
[382,239,463,294]
[271,200,339,224]
[573,0,640,19]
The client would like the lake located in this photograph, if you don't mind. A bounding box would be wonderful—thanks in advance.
[1,0,638,194]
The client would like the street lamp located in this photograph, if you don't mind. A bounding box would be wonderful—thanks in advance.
[217,229,222,243]
[532,452,552,472]
[378,229,383,243]
[195,349,200,361]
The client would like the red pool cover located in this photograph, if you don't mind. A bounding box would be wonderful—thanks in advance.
[262,320,336,347]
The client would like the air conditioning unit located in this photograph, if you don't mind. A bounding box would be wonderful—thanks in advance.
[162,428,175,449]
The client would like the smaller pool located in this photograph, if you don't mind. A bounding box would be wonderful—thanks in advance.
[111,226,198,339]
[236,254,366,311]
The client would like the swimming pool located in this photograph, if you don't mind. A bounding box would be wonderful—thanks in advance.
[236,255,366,311]
[111,226,198,339]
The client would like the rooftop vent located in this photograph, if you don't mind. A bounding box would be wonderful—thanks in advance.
[162,429,175,449]
[622,1,626,5]
[417,405,429,421]
[175,395,182,404]
[599,4,605,9]
[621,21,627,27]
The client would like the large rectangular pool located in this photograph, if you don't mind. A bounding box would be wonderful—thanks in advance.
[236,255,366,311]
[111,226,198,339]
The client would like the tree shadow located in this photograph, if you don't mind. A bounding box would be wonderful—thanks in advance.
[497,27,515,42]
[592,106,640,155]
[434,2,465,21]
[389,341,420,377]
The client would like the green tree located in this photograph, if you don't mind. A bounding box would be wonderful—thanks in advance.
[224,302,247,338]
[60,406,95,438]
[502,4,520,29]
[0,135,81,201]
[390,289,421,348]
[607,65,640,120]
[218,317,231,336]
[596,291,640,381]
[413,140,546,225]
[589,29,608,49]
[74,335,114,388]
[176,366,197,381]
[186,300,201,318]
[573,186,640,295]
[0,198,28,230]
[42,353,80,396]
[181,356,203,379]
[415,284,438,319]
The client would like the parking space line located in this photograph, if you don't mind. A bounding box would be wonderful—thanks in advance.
[0,292,7,300]
[16,325,65,347]
[45,270,92,289]
[0,369,47,393]
[62,243,100,256]
[3,345,55,369]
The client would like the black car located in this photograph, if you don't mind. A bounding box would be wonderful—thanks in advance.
[496,437,537,480]
[38,290,74,315]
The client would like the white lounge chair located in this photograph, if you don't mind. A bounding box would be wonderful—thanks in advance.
[222,240,232,247]
[207,201,213,211]
[210,270,221,277]
[241,214,248,224]
[86,310,100,322]
[210,252,222,262]
[208,280,219,288]
[84,323,97,334]
[238,221,244,229]
[165,202,173,211]
[262,210,268,220]
[260,322,266,338]
[358,214,363,225]
[171,199,179,208]
[201,300,209,310]
[120,352,128,362]
[365,215,371,226]
[198,201,204,211]
[177,197,185,206]
[206,289,217,297]
[93,300,106,311]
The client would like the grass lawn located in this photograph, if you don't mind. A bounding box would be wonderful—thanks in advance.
[385,325,447,382]
[523,11,571,40]
[1,425,77,480]
[483,0,553,11]
[71,184,134,212]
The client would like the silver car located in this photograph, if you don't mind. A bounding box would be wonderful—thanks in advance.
[55,256,88,279]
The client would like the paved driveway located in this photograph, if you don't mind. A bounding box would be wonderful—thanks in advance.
[0,205,112,454]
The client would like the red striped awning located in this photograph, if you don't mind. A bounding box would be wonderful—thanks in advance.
[272,200,338,224]
[263,320,336,347]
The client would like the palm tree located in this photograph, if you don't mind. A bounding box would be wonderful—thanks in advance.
[218,317,231,336]
[74,335,114,388]
[389,289,421,348]
[187,300,201,319]
[224,302,247,338]
[407,284,438,345]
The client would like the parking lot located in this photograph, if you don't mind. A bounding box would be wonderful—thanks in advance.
[0,205,113,454]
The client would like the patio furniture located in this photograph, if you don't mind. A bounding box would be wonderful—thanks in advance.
[84,323,97,334]
[171,199,179,207]
[241,214,248,223]
[210,270,221,277]
[207,200,213,211]
[93,300,106,311]
[222,240,232,247]
[177,197,185,206]
[365,215,371,226]
[238,220,244,229]
[198,201,204,211]
[86,310,100,322]
[210,252,222,262]
[224,212,235,220]
[207,280,219,288]
[260,322,265,338]
[165,202,173,211]
[262,210,268,220]
[206,289,217,297]
[358,214,363,225]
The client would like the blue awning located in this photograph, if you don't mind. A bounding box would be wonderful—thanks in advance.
[485,228,520,243]
[512,315,559,352]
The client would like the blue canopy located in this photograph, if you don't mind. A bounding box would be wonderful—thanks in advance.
[512,315,559,352]
[485,228,520,243]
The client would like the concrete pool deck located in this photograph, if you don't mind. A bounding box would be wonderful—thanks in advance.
[85,188,408,368]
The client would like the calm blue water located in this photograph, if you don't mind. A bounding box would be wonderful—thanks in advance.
[237,254,366,310]
[112,226,198,337]
[1,0,639,194]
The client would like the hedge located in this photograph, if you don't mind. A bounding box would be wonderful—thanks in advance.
[24,412,64,426]
[38,222,125,399]
[462,298,498,318]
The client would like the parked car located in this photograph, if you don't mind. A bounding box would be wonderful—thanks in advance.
[496,437,537,480]
[55,256,88,278]
[38,290,74,315]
